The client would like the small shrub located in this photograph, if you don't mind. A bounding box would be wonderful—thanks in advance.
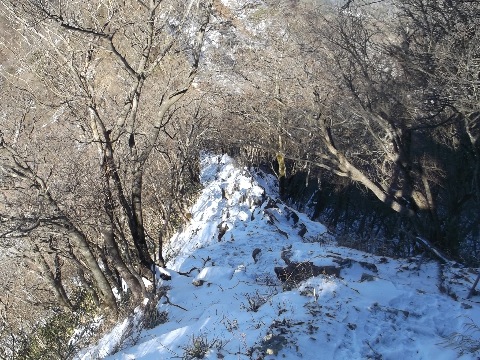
[181,334,224,360]
[221,317,238,332]
[143,309,168,330]
[17,311,77,360]
[255,273,280,287]
[444,320,480,356]
[16,289,100,360]
[242,288,278,312]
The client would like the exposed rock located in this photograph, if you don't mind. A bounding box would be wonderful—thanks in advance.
[276,227,289,238]
[217,222,229,241]
[252,248,262,263]
[158,267,172,281]
[297,223,307,237]
[333,257,378,273]
[261,334,287,356]
[192,279,205,287]
[360,273,376,282]
[285,208,299,225]
[264,208,277,225]
[280,246,293,265]
[358,261,378,273]
[291,211,299,225]
[274,262,341,285]
[264,198,278,209]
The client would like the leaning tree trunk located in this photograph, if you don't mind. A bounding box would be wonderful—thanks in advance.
[29,246,73,310]
[130,163,155,273]
[64,225,118,312]
[102,162,149,298]
[101,228,146,301]
[277,152,287,198]
[0,142,118,313]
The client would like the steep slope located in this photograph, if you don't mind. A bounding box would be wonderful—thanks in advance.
[79,154,480,360]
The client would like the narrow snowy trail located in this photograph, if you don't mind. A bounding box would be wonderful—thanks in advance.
[79,154,480,360]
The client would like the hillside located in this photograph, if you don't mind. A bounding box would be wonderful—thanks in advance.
[1,0,479,358]
[77,154,480,360]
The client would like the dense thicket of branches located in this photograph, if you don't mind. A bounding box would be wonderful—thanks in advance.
[207,0,479,261]
[0,0,212,356]
[0,0,478,357]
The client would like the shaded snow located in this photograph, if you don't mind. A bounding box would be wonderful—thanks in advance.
[78,154,480,360]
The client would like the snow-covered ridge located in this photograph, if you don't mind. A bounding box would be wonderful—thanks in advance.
[164,154,269,270]
[80,154,480,360]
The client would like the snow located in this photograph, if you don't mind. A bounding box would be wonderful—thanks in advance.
[77,153,480,360]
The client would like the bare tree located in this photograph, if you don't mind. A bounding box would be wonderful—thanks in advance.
[0,0,213,317]
[208,0,479,258]
[294,0,479,255]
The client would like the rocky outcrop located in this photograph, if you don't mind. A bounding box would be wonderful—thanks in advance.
[274,262,340,285]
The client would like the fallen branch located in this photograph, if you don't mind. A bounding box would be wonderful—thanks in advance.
[164,294,188,311]
[177,267,198,276]
[467,272,480,299]
[415,236,451,264]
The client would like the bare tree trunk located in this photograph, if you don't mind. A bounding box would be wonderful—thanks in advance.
[101,228,146,300]
[102,162,147,299]
[131,163,155,273]
[64,226,118,312]
[75,267,100,308]
[315,108,416,217]
[157,199,175,268]
[467,272,480,299]
[277,152,286,198]
[0,142,118,312]
[0,0,213,315]
[29,247,73,310]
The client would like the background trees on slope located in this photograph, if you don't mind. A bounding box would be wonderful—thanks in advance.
[0,0,212,355]
[208,0,479,261]
[304,0,480,259]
